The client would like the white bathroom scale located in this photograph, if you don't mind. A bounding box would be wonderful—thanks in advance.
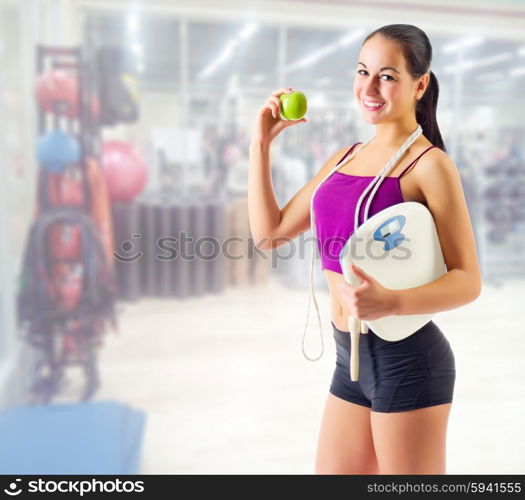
[339,201,447,379]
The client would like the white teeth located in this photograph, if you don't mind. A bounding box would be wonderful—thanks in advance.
[364,100,384,107]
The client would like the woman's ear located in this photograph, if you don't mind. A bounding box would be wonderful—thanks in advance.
[417,72,430,99]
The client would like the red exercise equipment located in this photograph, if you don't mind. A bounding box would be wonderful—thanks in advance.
[35,70,99,119]
[101,141,147,202]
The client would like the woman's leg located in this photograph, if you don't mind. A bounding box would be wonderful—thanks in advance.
[315,393,378,474]
[371,403,452,474]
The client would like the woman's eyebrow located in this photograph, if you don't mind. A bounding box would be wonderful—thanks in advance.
[358,62,400,74]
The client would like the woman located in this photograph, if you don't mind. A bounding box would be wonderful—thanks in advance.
[248,24,481,475]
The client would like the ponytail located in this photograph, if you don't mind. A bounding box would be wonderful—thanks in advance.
[416,70,446,152]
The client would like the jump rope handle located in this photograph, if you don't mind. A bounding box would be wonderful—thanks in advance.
[348,316,360,381]
[346,266,369,381]
[344,264,364,381]
[348,318,369,381]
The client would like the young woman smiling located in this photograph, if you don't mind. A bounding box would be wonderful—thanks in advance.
[248,24,481,475]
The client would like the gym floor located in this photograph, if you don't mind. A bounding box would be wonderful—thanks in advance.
[83,274,525,474]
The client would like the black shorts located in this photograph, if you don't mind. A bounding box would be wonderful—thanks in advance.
[329,320,456,413]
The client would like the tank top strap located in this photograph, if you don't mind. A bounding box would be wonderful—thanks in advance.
[398,145,437,178]
[336,142,362,166]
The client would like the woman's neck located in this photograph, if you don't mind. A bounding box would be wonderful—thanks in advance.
[373,120,421,149]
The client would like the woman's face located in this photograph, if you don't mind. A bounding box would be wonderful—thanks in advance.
[353,35,425,125]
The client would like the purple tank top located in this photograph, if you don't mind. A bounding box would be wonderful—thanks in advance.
[313,142,437,274]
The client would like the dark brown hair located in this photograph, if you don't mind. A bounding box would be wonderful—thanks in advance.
[363,24,446,152]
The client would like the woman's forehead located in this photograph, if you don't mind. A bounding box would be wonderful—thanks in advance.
[359,38,405,69]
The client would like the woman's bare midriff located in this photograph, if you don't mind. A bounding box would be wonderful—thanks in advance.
[325,138,433,332]
[325,269,354,332]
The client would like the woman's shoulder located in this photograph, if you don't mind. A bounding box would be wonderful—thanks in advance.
[406,138,447,170]
[419,144,453,170]
[414,145,460,194]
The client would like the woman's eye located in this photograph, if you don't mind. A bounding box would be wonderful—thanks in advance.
[356,70,394,81]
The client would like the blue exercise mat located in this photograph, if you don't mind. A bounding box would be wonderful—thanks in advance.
[0,400,146,474]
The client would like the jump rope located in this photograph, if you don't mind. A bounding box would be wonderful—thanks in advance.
[302,124,424,361]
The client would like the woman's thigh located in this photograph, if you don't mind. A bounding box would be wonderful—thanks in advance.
[371,403,452,474]
[315,392,378,475]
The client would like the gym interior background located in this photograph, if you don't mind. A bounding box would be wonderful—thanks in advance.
[0,0,523,474]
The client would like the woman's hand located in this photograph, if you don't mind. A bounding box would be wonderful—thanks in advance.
[252,87,307,146]
[337,264,399,320]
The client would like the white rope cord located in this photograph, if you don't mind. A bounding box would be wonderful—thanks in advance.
[302,125,422,361]
[357,126,422,229]
[301,140,371,360]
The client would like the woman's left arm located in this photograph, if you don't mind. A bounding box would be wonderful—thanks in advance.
[393,151,482,315]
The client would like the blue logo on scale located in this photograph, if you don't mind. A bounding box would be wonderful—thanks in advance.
[373,215,406,251]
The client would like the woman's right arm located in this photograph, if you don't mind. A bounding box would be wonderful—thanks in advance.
[249,142,351,250]
[247,88,352,250]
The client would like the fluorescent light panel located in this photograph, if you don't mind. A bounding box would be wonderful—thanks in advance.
[285,29,365,73]
[442,35,484,54]
[198,22,259,79]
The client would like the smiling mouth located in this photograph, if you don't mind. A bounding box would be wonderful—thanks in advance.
[363,100,386,109]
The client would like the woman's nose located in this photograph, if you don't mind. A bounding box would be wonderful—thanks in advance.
[362,78,380,96]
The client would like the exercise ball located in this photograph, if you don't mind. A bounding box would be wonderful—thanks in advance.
[37,131,80,173]
[35,70,100,119]
[35,71,78,117]
[101,141,147,202]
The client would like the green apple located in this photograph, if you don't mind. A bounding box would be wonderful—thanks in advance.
[279,90,307,120]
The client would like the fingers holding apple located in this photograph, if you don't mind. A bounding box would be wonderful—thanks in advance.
[279,90,308,121]
[268,88,308,121]
[267,88,293,119]
[268,95,282,119]
[253,88,308,144]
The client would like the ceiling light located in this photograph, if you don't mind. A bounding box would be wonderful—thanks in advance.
[444,51,511,73]
[285,29,363,73]
[337,29,365,48]
[198,23,259,79]
[442,36,484,54]
[239,22,258,40]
